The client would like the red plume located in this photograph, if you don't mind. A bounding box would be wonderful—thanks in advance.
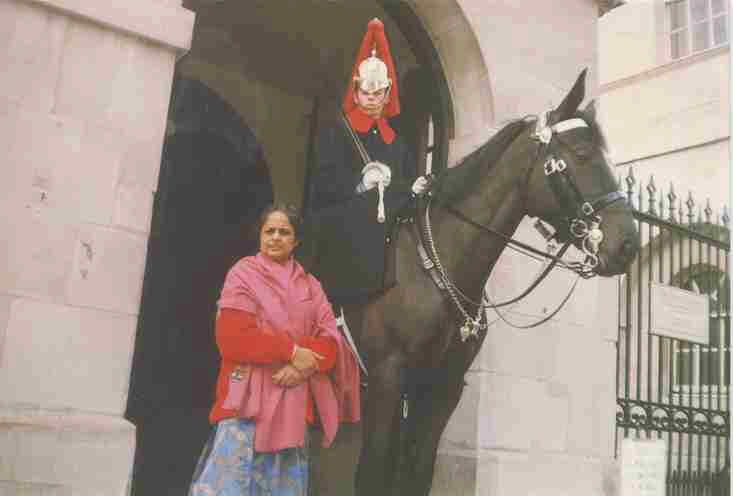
[342,18,400,118]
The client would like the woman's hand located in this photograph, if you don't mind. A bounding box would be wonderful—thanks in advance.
[291,345,324,374]
[272,365,306,387]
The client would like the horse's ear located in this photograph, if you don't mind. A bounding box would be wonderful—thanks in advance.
[583,99,597,122]
[548,68,587,124]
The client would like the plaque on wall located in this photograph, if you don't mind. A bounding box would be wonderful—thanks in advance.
[621,437,667,496]
[650,282,709,345]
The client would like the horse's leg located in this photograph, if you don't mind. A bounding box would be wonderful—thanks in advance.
[355,351,406,496]
[401,378,466,496]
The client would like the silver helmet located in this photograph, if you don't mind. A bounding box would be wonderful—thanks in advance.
[354,48,392,93]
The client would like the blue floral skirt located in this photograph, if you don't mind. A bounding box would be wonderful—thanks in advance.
[189,418,308,496]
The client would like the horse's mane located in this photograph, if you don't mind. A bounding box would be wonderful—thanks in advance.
[431,108,607,204]
[432,119,530,204]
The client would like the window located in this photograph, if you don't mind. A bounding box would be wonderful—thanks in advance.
[667,0,728,60]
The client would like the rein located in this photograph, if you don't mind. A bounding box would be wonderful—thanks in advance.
[420,115,626,339]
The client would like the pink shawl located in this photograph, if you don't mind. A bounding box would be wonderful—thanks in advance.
[217,253,360,452]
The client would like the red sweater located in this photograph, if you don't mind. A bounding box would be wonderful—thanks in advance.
[210,308,337,424]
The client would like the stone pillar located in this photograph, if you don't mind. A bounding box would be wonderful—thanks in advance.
[0,0,193,494]
[431,221,621,496]
[414,1,620,494]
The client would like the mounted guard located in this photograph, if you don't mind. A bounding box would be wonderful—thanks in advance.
[301,18,429,305]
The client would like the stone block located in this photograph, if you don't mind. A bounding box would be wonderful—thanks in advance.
[66,224,147,315]
[0,106,125,225]
[34,120,123,225]
[471,318,555,381]
[113,183,154,233]
[593,342,619,459]
[106,37,176,144]
[476,450,611,496]
[118,136,165,193]
[53,20,125,126]
[0,408,135,495]
[0,292,15,362]
[0,207,78,303]
[597,276,620,343]
[431,450,478,496]
[548,325,617,458]
[439,370,481,450]
[0,298,137,414]
[51,13,174,143]
[0,109,83,216]
[0,1,66,113]
[477,373,570,453]
[0,481,72,496]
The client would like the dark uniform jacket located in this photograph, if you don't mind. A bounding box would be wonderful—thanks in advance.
[300,120,416,304]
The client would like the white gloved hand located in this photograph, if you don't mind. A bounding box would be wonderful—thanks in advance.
[358,161,391,192]
[411,175,429,195]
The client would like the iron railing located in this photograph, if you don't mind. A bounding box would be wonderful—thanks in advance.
[616,168,730,495]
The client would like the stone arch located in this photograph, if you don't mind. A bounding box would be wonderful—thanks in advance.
[401,0,495,165]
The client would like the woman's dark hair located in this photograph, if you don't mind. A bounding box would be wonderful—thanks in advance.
[255,203,304,240]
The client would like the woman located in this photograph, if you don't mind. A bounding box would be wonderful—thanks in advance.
[189,203,360,496]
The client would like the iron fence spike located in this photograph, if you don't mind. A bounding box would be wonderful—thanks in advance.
[667,183,678,222]
[704,198,713,223]
[678,199,684,224]
[646,175,657,215]
[686,191,695,224]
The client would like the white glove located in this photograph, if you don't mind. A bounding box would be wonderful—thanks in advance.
[358,161,391,192]
[411,176,429,195]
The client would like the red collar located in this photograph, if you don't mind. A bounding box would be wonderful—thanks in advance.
[346,107,395,144]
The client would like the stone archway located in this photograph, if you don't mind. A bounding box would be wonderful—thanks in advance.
[125,2,467,494]
[399,0,495,164]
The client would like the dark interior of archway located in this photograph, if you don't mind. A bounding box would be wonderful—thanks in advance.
[125,76,273,495]
[125,2,449,495]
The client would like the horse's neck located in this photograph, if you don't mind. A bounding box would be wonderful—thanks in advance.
[434,155,527,300]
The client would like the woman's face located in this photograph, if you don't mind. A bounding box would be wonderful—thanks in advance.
[259,211,298,263]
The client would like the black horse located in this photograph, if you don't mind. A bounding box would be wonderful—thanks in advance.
[337,70,639,495]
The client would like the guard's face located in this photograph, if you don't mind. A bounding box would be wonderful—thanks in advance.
[259,211,299,263]
[355,87,388,117]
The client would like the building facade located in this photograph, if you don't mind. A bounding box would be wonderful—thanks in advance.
[599,0,730,210]
[1,1,627,494]
[599,1,730,492]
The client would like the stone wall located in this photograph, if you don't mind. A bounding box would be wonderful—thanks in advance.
[599,1,729,217]
[0,0,193,494]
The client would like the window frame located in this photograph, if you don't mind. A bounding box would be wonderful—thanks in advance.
[666,0,729,60]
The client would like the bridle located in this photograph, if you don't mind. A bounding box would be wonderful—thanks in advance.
[531,114,626,275]
[420,114,627,340]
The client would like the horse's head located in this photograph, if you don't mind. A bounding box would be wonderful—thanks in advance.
[524,69,638,276]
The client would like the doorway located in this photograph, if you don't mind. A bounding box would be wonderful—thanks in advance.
[125,2,452,494]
